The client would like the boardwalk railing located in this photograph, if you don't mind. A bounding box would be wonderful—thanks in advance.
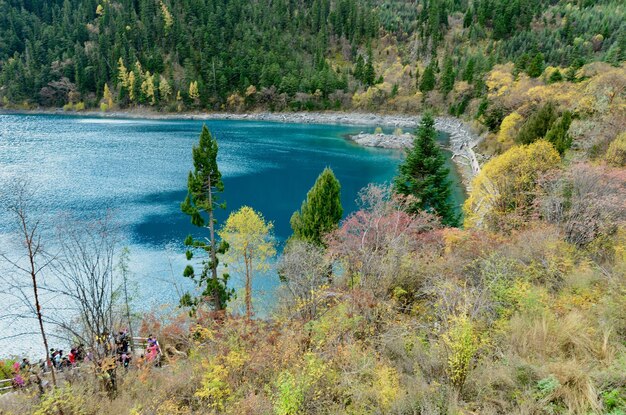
[0,378,14,394]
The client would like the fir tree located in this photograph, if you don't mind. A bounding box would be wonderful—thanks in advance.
[440,57,455,96]
[364,46,376,86]
[394,113,458,226]
[354,54,365,83]
[544,111,572,155]
[290,167,343,247]
[181,125,233,313]
[516,102,557,145]
[420,64,436,93]
[527,52,544,78]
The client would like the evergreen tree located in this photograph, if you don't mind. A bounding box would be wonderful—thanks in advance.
[440,57,455,96]
[420,64,436,93]
[548,68,563,83]
[527,52,544,78]
[181,125,233,313]
[290,167,343,247]
[364,46,376,86]
[544,111,572,154]
[354,54,365,83]
[516,102,557,145]
[415,67,421,89]
[463,57,475,84]
[393,113,458,226]
[463,8,473,28]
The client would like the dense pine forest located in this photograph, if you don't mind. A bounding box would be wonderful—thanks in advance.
[1,0,626,414]
[0,0,624,112]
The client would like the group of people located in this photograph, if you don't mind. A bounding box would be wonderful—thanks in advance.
[49,346,87,371]
[3,330,162,393]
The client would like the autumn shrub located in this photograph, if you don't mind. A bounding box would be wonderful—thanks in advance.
[442,314,479,391]
[606,132,626,166]
[540,163,626,247]
[276,240,330,321]
[464,140,561,230]
[0,360,16,380]
[327,184,440,297]
[32,386,88,415]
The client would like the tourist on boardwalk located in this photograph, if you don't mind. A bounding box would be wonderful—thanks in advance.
[145,335,161,365]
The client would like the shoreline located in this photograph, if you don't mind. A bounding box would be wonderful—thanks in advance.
[0,108,482,187]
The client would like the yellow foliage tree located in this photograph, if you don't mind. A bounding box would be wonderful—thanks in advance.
[497,111,523,145]
[486,64,515,98]
[245,85,257,97]
[159,76,172,101]
[226,93,244,111]
[464,140,561,230]
[189,81,200,101]
[128,71,136,102]
[159,1,173,31]
[218,206,276,320]
[117,58,128,88]
[140,71,156,105]
[176,90,183,111]
[102,83,113,111]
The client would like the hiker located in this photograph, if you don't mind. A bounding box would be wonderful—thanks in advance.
[119,351,131,369]
[68,348,77,366]
[50,349,62,370]
[116,330,130,354]
[12,373,25,389]
[75,344,85,361]
[20,358,30,371]
[145,335,161,364]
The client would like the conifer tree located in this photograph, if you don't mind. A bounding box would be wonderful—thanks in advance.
[394,113,458,226]
[290,167,343,247]
[420,64,436,93]
[544,111,572,155]
[516,102,557,145]
[527,52,544,78]
[354,55,365,83]
[181,125,233,313]
[364,46,376,86]
[440,57,455,96]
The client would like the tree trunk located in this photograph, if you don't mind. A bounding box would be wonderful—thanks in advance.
[245,249,252,321]
[123,273,134,351]
[22,216,57,387]
[207,174,222,311]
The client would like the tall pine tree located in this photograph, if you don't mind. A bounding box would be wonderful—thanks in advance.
[290,167,343,246]
[420,63,436,93]
[394,113,458,226]
[181,125,233,313]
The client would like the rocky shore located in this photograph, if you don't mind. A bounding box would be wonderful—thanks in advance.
[348,116,482,187]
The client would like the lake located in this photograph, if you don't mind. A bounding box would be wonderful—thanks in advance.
[0,113,464,356]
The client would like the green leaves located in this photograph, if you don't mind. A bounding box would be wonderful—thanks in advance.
[290,168,343,247]
[181,125,232,312]
[393,113,458,227]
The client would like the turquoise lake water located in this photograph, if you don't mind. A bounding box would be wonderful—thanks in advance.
[0,113,465,353]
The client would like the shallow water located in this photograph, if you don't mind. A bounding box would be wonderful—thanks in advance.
[0,113,464,356]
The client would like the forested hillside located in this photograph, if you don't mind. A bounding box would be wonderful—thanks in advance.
[0,0,623,113]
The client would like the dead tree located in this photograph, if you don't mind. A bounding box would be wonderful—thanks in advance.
[51,216,120,361]
[0,182,57,387]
